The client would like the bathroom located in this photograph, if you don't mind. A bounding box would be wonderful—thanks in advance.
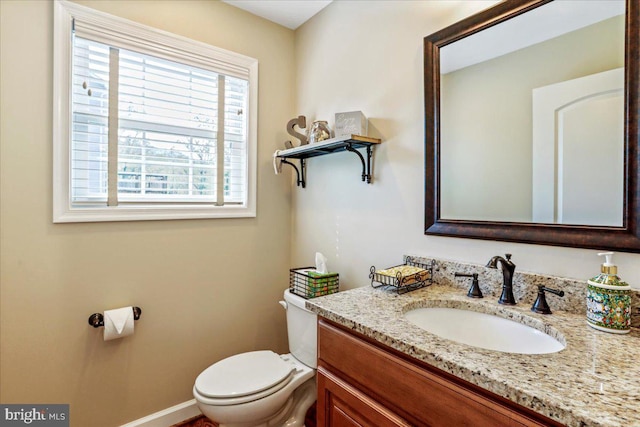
[0,0,638,426]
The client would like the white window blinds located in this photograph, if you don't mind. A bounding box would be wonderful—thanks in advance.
[70,35,249,206]
[54,0,257,222]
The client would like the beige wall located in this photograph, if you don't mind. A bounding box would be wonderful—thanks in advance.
[0,1,295,426]
[292,1,640,289]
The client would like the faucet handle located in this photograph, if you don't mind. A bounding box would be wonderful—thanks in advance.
[531,285,564,314]
[505,253,512,260]
[454,272,483,298]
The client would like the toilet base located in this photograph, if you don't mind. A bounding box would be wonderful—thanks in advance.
[199,377,316,427]
[277,377,316,427]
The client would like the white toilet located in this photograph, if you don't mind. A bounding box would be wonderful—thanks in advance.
[193,289,317,427]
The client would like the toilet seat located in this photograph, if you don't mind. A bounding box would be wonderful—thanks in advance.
[194,351,295,406]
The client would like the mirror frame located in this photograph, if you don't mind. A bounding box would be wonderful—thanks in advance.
[424,0,640,253]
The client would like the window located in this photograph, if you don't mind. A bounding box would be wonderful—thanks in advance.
[53,0,258,222]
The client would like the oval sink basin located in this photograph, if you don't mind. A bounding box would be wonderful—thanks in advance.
[404,307,565,354]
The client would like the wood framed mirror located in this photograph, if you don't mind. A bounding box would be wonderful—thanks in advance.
[424,0,640,252]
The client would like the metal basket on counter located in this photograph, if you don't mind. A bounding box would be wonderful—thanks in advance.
[289,267,339,299]
[369,257,433,294]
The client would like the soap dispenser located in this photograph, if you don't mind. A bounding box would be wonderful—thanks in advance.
[586,252,631,334]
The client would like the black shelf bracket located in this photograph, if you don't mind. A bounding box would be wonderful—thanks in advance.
[345,143,374,183]
[281,158,306,188]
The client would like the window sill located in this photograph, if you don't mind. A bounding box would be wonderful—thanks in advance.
[52,204,256,223]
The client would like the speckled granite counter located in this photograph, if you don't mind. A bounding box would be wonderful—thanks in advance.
[306,281,640,427]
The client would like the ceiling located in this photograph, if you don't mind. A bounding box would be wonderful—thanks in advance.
[222,0,333,30]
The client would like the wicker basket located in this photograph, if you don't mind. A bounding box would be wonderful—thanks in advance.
[289,267,339,299]
[370,257,433,294]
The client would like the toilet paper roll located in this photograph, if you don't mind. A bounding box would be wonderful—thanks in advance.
[103,307,135,341]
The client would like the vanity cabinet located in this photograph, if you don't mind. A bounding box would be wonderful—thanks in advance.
[317,318,563,427]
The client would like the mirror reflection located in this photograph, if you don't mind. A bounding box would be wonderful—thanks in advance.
[439,0,625,226]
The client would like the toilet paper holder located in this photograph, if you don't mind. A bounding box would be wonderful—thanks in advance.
[88,307,142,328]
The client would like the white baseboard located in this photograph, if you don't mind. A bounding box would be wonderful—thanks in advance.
[120,399,201,427]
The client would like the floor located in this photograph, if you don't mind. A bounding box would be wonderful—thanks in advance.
[171,403,316,427]
[171,415,216,427]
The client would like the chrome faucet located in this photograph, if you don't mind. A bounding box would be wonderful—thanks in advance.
[486,254,516,305]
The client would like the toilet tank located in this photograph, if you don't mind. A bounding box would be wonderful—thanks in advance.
[283,290,317,368]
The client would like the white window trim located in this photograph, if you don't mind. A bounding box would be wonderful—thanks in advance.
[53,0,258,223]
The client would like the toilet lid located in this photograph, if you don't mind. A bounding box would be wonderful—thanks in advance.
[195,350,294,399]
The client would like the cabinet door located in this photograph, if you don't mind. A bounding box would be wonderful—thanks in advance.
[317,367,411,427]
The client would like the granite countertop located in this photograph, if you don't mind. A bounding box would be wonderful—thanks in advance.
[306,284,640,427]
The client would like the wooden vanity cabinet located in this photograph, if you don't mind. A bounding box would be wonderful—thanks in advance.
[317,318,563,427]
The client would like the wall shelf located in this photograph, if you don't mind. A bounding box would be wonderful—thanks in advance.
[277,135,382,188]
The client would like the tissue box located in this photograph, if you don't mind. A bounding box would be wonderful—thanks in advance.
[289,268,339,299]
[334,111,367,138]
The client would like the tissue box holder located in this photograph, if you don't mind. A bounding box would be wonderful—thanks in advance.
[290,267,339,299]
[369,257,433,294]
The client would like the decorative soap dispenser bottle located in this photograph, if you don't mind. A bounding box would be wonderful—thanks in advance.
[586,252,631,334]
